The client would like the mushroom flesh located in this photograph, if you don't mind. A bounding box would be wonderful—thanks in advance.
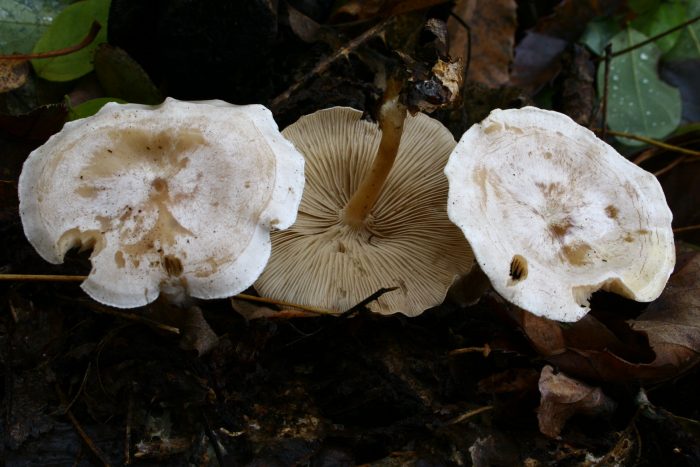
[19,98,305,308]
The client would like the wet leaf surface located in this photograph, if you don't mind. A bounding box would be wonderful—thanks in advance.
[598,28,682,144]
[0,0,65,55]
[31,0,109,81]
[93,44,162,105]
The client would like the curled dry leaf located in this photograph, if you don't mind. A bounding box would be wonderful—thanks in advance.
[537,365,616,438]
[0,59,29,93]
[510,244,700,383]
[630,245,700,373]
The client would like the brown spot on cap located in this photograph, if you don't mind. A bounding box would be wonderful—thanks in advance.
[115,251,125,268]
[605,205,619,219]
[152,178,167,192]
[548,219,573,238]
[561,242,592,266]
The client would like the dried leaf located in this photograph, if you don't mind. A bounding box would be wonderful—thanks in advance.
[512,245,700,383]
[631,246,700,374]
[287,4,322,43]
[0,59,29,93]
[447,0,516,88]
[537,365,616,438]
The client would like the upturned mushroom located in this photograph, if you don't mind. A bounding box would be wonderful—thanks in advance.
[255,90,473,316]
[19,98,304,308]
[445,106,674,322]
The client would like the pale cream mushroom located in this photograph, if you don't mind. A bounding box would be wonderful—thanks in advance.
[445,106,675,322]
[255,104,474,317]
[19,98,304,308]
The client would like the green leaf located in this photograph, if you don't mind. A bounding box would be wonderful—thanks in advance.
[0,0,67,54]
[31,0,110,82]
[67,97,126,121]
[94,44,162,104]
[665,0,700,60]
[631,1,687,54]
[580,17,621,56]
[597,28,682,145]
[628,0,661,14]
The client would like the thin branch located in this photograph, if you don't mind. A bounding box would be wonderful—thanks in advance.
[448,11,472,79]
[1,22,102,61]
[601,44,612,138]
[448,344,491,357]
[91,306,181,335]
[234,294,335,315]
[0,273,86,282]
[594,129,700,157]
[125,387,133,465]
[56,383,113,467]
[447,405,494,425]
[0,272,334,316]
[653,155,685,177]
[673,224,700,234]
[270,16,395,110]
[610,15,700,58]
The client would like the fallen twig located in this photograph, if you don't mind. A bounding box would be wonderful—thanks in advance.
[593,129,700,157]
[55,383,113,467]
[1,22,102,61]
[447,405,494,425]
[270,16,396,110]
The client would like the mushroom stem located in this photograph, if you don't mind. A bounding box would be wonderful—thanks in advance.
[342,79,406,228]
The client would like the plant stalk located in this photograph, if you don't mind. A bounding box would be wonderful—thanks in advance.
[343,79,406,228]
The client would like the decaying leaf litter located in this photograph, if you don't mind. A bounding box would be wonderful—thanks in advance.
[1,0,700,465]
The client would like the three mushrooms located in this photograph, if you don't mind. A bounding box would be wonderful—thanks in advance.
[18,98,674,322]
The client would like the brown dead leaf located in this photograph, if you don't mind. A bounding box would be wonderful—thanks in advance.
[447,0,517,88]
[630,245,700,373]
[510,244,700,383]
[287,4,322,43]
[0,60,29,93]
[537,365,616,438]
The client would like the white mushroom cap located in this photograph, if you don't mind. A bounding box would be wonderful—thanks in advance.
[255,107,473,317]
[445,107,674,322]
[19,98,304,308]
